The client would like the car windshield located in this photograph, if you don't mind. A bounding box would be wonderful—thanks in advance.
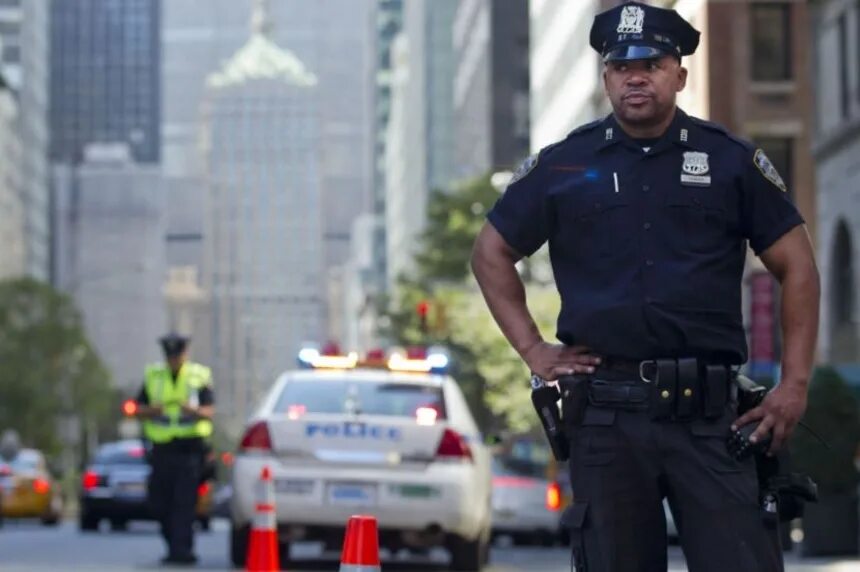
[492,455,547,479]
[94,445,147,465]
[1,452,41,473]
[273,379,446,419]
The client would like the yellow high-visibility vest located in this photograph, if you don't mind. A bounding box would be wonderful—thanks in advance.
[142,362,213,444]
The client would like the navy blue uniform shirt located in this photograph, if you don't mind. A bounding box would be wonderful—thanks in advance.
[487,109,804,364]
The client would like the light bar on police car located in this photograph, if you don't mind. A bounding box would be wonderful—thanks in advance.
[297,347,359,369]
[387,346,450,374]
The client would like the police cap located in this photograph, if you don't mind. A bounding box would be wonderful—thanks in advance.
[589,1,700,62]
[159,332,189,356]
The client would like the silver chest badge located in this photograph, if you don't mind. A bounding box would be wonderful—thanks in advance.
[681,151,711,186]
[617,5,645,34]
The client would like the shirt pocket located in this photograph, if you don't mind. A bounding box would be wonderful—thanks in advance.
[551,186,632,261]
[664,187,728,254]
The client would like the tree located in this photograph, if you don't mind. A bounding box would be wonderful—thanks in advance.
[385,174,559,433]
[0,278,113,457]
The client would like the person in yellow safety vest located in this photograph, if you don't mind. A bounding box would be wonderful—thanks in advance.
[134,332,215,567]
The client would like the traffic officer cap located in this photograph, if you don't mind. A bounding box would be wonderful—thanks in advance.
[589,1,700,62]
[159,332,189,356]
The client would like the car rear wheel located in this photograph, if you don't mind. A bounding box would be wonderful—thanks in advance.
[448,533,487,571]
[79,512,100,532]
[230,523,250,568]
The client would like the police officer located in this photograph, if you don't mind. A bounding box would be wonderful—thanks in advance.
[471,2,819,571]
[135,333,215,566]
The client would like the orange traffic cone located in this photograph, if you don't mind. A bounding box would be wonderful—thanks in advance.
[339,515,381,572]
[246,466,280,571]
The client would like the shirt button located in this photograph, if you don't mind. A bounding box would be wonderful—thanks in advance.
[642,185,650,192]
[643,222,651,230]
[646,259,654,267]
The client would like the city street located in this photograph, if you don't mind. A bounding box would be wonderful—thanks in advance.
[1,518,859,572]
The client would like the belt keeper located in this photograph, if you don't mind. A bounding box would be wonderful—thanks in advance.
[652,359,678,420]
[675,358,698,418]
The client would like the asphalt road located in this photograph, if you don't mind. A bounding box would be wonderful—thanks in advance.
[0,518,858,571]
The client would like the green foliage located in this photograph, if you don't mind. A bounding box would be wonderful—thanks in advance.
[791,366,860,495]
[384,174,560,433]
[0,278,113,457]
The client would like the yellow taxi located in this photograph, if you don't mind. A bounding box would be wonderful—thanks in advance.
[0,448,63,525]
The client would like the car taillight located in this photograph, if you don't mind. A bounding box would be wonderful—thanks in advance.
[435,428,473,462]
[82,471,101,490]
[33,478,50,494]
[239,421,272,452]
[197,482,211,497]
[546,481,562,511]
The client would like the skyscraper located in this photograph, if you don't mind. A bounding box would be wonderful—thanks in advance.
[0,0,50,280]
[202,2,323,428]
[384,0,458,289]
[50,0,160,164]
[453,0,530,179]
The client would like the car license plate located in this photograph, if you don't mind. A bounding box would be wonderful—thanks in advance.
[118,482,146,495]
[327,483,376,506]
[275,479,313,495]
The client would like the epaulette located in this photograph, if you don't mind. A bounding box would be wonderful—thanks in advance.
[688,116,751,150]
[569,117,604,136]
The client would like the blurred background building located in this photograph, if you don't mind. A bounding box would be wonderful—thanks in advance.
[812,0,860,367]
[0,63,24,279]
[384,0,458,291]
[0,0,49,281]
[52,143,166,392]
[452,0,530,180]
[201,1,322,431]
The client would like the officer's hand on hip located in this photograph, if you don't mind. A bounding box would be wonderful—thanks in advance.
[732,381,808,455]
[523,342,601,381]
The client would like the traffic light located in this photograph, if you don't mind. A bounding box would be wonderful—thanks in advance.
[416,300,430,333]
[121,399,138,417]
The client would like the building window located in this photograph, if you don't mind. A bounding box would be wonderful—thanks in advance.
[829,221,857,363]
[750,3,792,81]
[752,136,793,199]
[839,11,850,118]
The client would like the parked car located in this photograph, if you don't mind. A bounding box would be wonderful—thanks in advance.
[78,439,213,531]
[490,455,563,546]
[0,448,63,526]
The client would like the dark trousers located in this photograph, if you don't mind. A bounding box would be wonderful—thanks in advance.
[147,448,202,559]
[565,402,783,571]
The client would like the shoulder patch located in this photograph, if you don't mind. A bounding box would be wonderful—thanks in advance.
[753,149,787,193]
[509,154,539,185]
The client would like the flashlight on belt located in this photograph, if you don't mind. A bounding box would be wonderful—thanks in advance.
[530,375,570,462]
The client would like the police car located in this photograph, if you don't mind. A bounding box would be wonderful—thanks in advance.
[229,346,492,570]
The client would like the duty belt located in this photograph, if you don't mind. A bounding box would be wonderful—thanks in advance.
[568,357,736,421]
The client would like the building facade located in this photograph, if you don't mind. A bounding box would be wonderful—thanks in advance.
[0,68,23,279]
[384,0,458,290]
[202,13,323,429]
[50,0,160,164]
[453,0,530,179]
[0,0,49,280]
[52,144,167,392]
[813,0,860,365]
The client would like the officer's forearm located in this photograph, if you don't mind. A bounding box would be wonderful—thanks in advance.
[471,226,544,358]
[777,259,820,389]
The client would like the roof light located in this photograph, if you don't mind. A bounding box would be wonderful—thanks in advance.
[297,346,358,370]
[387,346,450,374]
